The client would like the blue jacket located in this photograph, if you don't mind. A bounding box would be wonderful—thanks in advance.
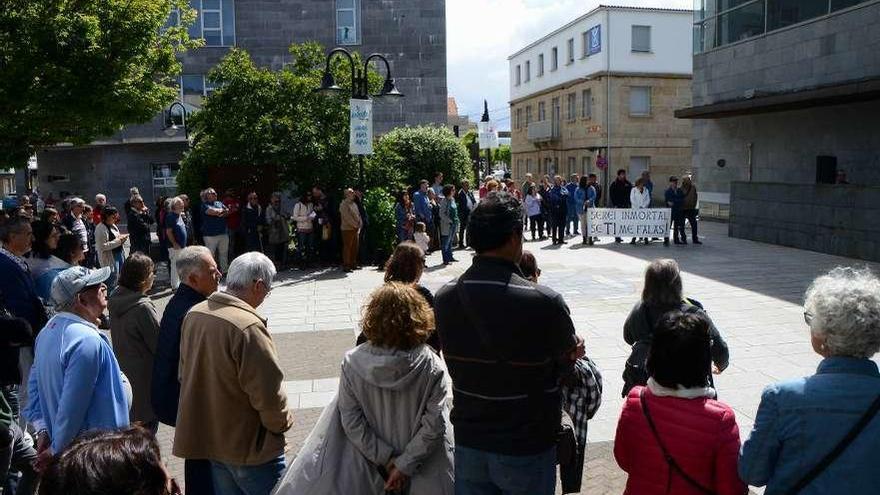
[739,357,880,494]
[25,312,130,452]
[413,190,433,223]
[152,284,206,426]
[547,185,568,214]
[0,250,46,385]
[665,187,684,211]
[575,186,597,212]
[565,182,578,210]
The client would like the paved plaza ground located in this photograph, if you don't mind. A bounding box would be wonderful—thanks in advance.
[153,221,879,493]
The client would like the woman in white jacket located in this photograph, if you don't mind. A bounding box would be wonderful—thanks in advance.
[630,178,652,245]
[273,283,454,495]
[292,192,315,264]
[94,206,130,289]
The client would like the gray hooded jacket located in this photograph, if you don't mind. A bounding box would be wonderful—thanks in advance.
[273,343,454,495]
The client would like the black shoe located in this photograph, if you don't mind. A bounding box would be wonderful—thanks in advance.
[644,239,650,245]
[630,239,636,245]
[615,238,622,243]
[588,239,594,246]
[664,239,670,246]
[693,239,703,245]
[560,240,568,245]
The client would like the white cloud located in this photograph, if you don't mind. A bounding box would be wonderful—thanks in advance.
[446,0,691,130]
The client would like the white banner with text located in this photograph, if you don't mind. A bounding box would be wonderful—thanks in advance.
[586,208,671,237]
[349,99,373,155]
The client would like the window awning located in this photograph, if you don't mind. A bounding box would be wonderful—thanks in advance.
[675,77,880,119]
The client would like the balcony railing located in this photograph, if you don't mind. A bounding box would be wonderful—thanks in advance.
[527,120,559,142]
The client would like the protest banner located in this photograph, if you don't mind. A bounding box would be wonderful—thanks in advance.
[586,208,671,237]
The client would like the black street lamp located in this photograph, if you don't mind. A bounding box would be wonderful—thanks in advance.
[314,48,403,188]
[164,101,189,144]
[480,100,492,178]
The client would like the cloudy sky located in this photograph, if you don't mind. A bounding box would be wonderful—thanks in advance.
[446,0,691,130]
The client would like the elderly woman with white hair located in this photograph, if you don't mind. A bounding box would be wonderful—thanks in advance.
[739,267,880,493]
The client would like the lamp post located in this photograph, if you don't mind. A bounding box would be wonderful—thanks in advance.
[164,101,189,144]
[480,100,492,178]
[314,48,403,188]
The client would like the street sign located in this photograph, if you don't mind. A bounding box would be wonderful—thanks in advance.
[349,99,373,155]
[596,155,608,170]
[478,121,499,150]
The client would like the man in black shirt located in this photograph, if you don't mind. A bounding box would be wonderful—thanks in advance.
[435,191,583,495]
[608,169,633,243]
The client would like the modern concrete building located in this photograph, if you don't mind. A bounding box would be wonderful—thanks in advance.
[508,5,693,203]
[677,0,880,260]
[37,0,447,210]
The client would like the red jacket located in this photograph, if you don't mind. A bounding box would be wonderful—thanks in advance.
[614,386,746,495]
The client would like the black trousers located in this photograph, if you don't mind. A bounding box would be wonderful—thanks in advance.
[671,210,686,241]
[683,209,699,240]
[550,211,566,243]
[457,214,469,247]
[529,214,545,239]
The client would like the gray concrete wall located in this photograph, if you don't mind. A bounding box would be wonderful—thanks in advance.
[693,2,880,106]
[36,143,189,212]
[729,181,880,261]
[692,100,880,195]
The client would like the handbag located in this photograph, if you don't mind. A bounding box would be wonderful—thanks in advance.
[640,388,716,495]
[786,394,880,494]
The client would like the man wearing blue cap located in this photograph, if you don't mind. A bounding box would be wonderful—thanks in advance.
[25,266,130,471]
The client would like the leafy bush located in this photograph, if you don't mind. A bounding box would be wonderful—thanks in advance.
[363,189,397,265]
[366,125,474,192]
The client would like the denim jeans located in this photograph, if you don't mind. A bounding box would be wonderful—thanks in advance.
[441,234,454,263]
[210,455,285,495]
[454,445,556,495]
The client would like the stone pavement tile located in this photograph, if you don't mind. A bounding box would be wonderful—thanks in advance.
[274,330,354,381]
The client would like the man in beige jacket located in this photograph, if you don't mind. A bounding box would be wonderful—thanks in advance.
[339,188,363,272]
[174,251,292,495]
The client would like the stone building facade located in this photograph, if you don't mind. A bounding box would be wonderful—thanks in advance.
[508,6,693,204]
[678,0,880,260]
[36,0,447,211]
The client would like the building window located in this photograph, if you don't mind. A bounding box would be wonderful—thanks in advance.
[768,0,827,31]
[181,74,206,107]
[526,158,533,173]
[152,163,180,200]
[551,47,558,71]
[538,101,546,121]
[525,60,531,82]
[632,25,651,52]
[629,156,650,179]
[581,31,589,58]
[581,89,592,119]
[716,1,766,47]
[336,0,361,45]
[538,54,544,76]
[566,93,576,121]
[581,156,591,175]
[525,105,532,125]
[629,86,651,116]
[551,97,560,136]
[515,108,522,129]
[182,0,235,47]
[515,65,521,86]
[566,38,575,64]
[567,156,576,175]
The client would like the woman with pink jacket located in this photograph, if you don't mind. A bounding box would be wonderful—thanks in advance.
[614,311,747,495]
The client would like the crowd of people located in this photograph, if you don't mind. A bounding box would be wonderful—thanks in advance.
[1,186,878,495]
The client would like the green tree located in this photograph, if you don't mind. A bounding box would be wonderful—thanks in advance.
[176,42,384,199]
[0,0,200,167]
[493,144,511,167]
[366,126,474,192]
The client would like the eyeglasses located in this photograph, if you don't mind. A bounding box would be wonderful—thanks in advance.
[804,311,813,326]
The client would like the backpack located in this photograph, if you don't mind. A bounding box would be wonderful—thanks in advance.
[621,299,705,397]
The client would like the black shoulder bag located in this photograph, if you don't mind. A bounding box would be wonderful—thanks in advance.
[639,388,716,495]
[786,394,880,495]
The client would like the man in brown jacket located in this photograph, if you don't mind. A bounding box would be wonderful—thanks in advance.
[174,251,292,495]
[339,188,363,272]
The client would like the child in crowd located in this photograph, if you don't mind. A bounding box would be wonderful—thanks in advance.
[519,250,541,283]
[413,221,430,255]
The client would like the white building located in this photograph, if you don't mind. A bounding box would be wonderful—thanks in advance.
[507,6,695,203]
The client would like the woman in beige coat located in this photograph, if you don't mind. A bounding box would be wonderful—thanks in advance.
[108,252,160,433]
[274,283,454,495]
[94,206,130,289]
